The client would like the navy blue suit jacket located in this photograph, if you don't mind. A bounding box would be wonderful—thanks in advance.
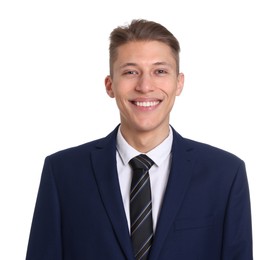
[26,126,253,259]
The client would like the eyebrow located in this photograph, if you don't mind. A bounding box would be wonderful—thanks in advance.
[153,62,172,67]
[119,61,172,69]
[119,62,137,69]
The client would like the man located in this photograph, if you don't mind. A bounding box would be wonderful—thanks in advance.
[26,19,253,259]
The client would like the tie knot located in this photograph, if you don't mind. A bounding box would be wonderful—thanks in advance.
[129,154,154,171]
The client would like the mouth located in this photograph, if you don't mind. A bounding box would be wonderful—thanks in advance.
[132,100,161,107]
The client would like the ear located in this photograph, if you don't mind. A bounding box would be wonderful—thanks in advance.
[176,73,184,96]
[105,76,115,98]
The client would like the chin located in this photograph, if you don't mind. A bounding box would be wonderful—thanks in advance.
[135,122,163,133]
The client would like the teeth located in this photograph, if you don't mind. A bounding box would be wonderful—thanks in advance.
[135,101,160,107]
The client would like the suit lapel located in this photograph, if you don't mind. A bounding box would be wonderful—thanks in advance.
[90,127,134,260]
[149,129,196,260]
[90,127,195,260]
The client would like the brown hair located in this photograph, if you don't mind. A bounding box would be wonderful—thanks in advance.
[109,19,181,76]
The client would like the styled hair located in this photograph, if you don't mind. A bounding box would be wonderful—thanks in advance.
[109,19,181,76]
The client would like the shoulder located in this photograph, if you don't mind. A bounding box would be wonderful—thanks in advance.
[172,129,247,186]
[172,128,244,168]
[46,126,118,163]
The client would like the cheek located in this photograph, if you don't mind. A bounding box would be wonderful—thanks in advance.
[114,93,128,109]
[166,85,181,99]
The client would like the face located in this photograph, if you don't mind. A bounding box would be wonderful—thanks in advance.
[105,40,184,137]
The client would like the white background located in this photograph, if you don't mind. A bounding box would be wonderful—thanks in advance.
[1,0,278,259]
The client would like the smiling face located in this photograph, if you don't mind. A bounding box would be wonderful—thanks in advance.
[105,40,184,140]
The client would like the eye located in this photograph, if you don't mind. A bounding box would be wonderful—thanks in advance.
[155,69,167,75]
[123,70,138,75]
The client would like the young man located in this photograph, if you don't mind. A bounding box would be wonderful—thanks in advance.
[26,19,253,259]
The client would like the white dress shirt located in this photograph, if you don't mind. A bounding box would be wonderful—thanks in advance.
[116,127,173,233]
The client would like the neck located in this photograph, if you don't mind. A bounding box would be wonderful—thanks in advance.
[120,125,170,153]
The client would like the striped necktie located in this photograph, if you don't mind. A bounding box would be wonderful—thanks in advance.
[129,154,154,260]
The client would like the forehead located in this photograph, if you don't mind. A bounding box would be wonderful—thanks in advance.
[115,40,176,66]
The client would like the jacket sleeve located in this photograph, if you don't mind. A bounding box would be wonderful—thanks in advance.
[221,160,253,259]
[26,157,63,260]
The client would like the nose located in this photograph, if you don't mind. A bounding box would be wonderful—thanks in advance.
[135,74,154,93]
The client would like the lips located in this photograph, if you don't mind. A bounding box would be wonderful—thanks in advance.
[133,101,160,107]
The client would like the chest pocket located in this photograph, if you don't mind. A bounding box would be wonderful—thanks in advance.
[174,216,215,231]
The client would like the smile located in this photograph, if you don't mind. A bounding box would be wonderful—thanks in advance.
[134,101,160,107]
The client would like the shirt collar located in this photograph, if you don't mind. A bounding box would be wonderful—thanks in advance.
[116,126,173,167]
